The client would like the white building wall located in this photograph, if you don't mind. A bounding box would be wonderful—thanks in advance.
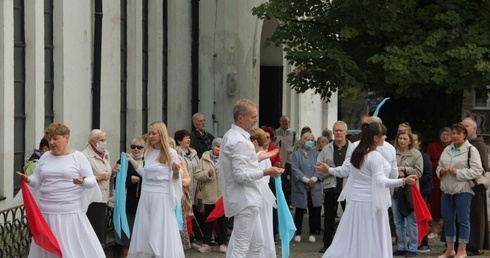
[24,1,45,152]
[126,0,144,139]
[52,0,93,150]
[167,0,192,134]
[0,0,15,210]
[100,1,121,157]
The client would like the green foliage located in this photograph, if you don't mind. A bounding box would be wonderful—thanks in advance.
[252,0,490,101]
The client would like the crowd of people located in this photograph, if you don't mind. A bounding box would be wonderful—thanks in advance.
[16,99,490,258]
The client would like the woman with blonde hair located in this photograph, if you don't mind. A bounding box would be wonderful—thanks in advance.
[127,121,184,258]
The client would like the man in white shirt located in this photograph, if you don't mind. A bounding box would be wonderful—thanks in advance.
[220,99,283,258]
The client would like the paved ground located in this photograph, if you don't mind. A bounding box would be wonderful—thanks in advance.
[184,211,490,258]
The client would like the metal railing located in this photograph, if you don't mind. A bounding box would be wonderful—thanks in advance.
[0,205,30,258]
[0,205,115,258]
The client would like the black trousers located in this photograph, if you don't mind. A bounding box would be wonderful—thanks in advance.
[322,191,345,247]
[294,192,321,235]
[202,204,228,246]
[86,202,107,244]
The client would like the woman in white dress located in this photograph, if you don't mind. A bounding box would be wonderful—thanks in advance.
[17,123,105,258]
[126,121,185,258]
[316,122,418,258]
[250,128,277,258]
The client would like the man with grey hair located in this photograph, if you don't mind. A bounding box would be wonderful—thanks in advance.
[220,98,283,258]
[317,121,353,253]
[460,117,490,254]
[190,112,215,158]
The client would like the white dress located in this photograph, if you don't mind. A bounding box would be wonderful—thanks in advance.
[27,151,105,258]
[128,148,184,258]
[257,152,277,258]
[322,151,404,258]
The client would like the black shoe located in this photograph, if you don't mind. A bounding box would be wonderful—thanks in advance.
[319,246,328,253]
[466,250,479,256]
[417,245,430,253]
[393,250,406,256]
[405,251,417,257]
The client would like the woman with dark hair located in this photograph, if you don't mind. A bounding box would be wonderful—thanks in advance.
[316,123,418,258]
[426,127,451,239]
[436,124,483,258]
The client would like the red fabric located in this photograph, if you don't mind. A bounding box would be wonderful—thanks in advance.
[21,180,62,257]
[206,197,224,222]
[267,145,282,168]
[426,141,446,219]
[411,185,432,245]
[186,216,193,238]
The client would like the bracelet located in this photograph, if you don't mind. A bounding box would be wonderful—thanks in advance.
[402,178,406,186]
[80,179,85,186]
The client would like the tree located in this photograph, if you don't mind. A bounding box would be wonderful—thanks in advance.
[253,0,490,141]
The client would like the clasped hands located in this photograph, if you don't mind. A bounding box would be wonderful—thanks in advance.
[440,166,457,176]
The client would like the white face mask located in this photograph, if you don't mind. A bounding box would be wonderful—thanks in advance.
[95,141,107,153]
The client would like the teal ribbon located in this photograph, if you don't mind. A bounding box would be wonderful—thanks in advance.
[113,152,131,239]
[275,176,296,258]
[373,97,390,116]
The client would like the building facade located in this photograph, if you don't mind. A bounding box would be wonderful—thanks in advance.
[0,0,338,210]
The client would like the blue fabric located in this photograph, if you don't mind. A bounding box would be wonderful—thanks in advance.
[373,97,390,116]
[175,201,184,231]
[113,152,131,239]
[275,176,296,258]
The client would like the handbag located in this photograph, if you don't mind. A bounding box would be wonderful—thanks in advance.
[467,146,489,191]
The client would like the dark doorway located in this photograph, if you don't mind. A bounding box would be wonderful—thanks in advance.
[259,66,283,129]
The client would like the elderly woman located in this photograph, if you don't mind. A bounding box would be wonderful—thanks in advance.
[82,129,118,243]
[115,137,144,258]
[194,138,228,254]
[168,137,192,250]
[392,131,423,257]
[437,124,483,258]
[291,132,322,243]
[17,123,104,257]
[173,129,202,241]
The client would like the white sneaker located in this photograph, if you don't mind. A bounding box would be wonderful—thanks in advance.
[219,244,227,253]
[293,235,301,243]
[427,233,438,239]
[308,235,316,243]
[198,244,211,253]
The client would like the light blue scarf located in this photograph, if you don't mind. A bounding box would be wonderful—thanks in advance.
[113,152,131,239]
[275,176,296,258]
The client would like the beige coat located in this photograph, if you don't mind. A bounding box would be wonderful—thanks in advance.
[436,140,483,195]
[194,151,221,205]
[82,145,112,202]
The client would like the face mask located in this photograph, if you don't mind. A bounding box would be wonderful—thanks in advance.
[304,140,315,150]
[95,141,107,153]
[131,153,144,160]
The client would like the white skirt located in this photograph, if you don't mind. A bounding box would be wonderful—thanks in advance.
[322,200,393,258]
[128,191,184,258]
[28,212,105,258]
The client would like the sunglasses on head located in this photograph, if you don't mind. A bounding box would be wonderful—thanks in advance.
[131,145,144,150]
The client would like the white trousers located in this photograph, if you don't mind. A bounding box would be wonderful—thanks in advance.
[227,206,264,258]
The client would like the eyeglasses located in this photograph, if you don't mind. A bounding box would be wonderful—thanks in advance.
[131,145,144,150]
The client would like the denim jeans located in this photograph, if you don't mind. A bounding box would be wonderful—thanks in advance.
[392,198,418,252]
[441,192,473,243]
